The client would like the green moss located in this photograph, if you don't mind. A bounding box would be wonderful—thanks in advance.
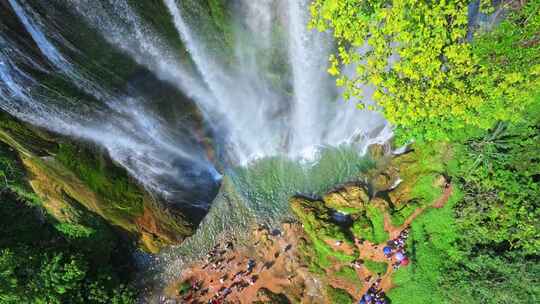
[325,286,354,304]
[351,215,373,240]
[126,0,188,58]
[179,0,235,63]
[411,174,443,203]
[364,260,388,275]
[301,218,356,267]
[291,198,358,269]
[0,111,57,156]
[55,143,144,221]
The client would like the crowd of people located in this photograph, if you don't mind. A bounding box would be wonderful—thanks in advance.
[175,224,412,303]
[358,280,388,304]
[383,227,410,270]
[177,228,290,304]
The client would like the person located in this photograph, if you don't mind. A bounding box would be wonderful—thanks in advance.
[401,257,410,266]
[365,293,372,302]
[284,244,292,252]
[247,259,256,272]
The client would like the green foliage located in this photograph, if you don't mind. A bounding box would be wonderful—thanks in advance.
[411,174,443,204]
[436,99,540,303]
[310,0,540,143]
[451,102,540,254]
[0,194,136,303]
[311,4,540,301]
[366,205,388,243]
[0,248,135,304]
[351,205,388,243]
[0,144,136,303]
[443,251,540,304]
[325,286,354,304]
[388,188,462,303]
[54,223,96,239]
[363,260,388,275]
[334,265,362,285]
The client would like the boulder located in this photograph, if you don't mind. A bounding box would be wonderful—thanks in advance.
[322,184,369,213]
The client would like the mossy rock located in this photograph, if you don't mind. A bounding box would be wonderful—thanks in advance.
[385,144,449,206]
[322,184,369,213]
[291,197,358,267]
[254,288,291,304]
[367,143,388,162]
[370,166,401,195]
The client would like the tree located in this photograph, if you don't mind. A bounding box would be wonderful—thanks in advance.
[310,0,540,142]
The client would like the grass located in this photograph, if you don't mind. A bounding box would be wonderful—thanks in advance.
[411,174,443,204]
[366,205,388,243]
[387,187,462,303]
[351,205,388,244]
[390,201,418,227]
[325,286,354,304]
[335,265,362,285]
[364,260,388,275]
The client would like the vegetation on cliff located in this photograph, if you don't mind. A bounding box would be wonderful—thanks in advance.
[0,141,136,303]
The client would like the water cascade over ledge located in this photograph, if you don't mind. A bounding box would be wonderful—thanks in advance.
[0,0,393,269]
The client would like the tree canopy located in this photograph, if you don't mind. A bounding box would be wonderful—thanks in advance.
[310,0,540,142]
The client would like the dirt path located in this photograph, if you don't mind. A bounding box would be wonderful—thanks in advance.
[357,183,454,297]
[384,183,453,239]
[433,184,453,208]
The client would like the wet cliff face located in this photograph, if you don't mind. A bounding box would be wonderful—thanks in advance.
[0,111,204,252]
[0,0,228,252]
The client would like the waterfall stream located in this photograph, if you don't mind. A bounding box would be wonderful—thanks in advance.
[0,0,391,234]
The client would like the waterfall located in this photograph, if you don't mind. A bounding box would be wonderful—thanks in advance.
[1,0,220,209]
[1,0,392,215]
[163,0,390,164]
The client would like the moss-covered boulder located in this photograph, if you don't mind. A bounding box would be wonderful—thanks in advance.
[377,143,450,207]
[291,196,358,268]
[322,184,369,213]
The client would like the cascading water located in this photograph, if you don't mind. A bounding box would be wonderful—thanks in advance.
[0,0,393,284]
[0,0,220,211]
